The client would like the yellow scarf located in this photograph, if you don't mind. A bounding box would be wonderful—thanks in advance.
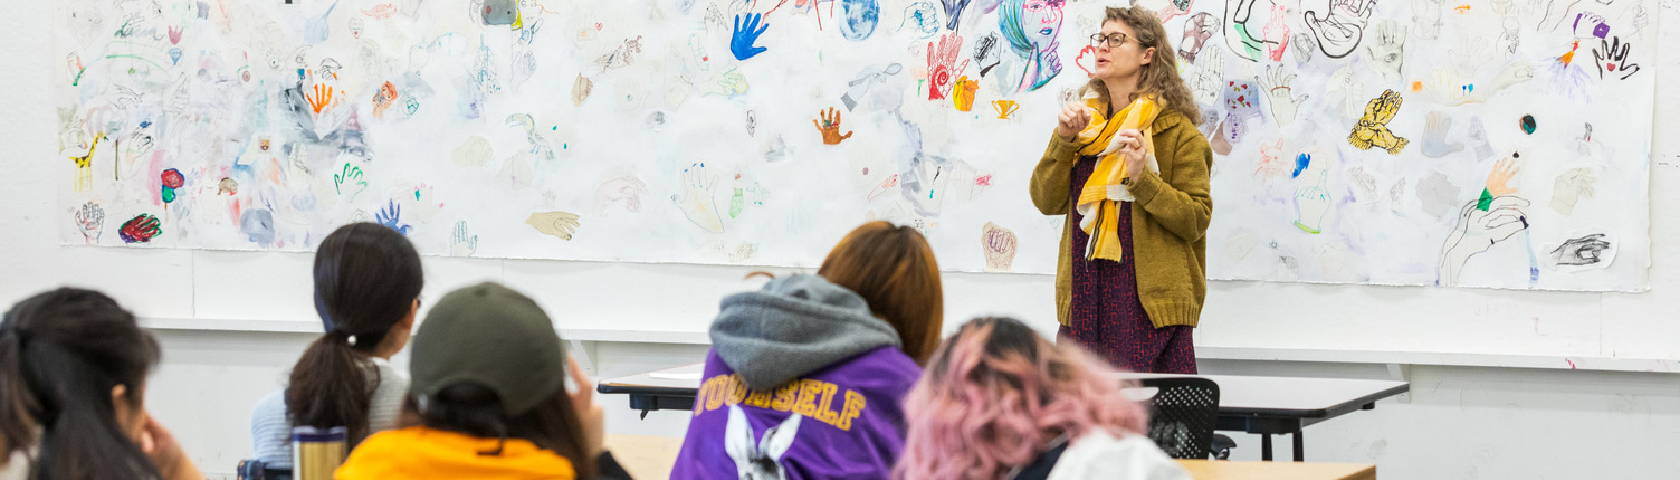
[1073,95,1160,263]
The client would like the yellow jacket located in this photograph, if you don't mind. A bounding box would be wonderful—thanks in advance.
[1029,111,1213,329]
[336,427,576,480]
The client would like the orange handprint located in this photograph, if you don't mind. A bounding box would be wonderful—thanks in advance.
[814,107,854,145]
[307,84,336,115]
[927,32,969,100]
[952,76,979,111]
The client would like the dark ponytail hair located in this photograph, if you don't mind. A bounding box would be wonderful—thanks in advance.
[0,288,164,480]
[401,384,596,479]
[286,222,424,445]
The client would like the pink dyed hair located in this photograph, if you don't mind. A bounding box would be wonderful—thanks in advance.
[895,317,1149,480]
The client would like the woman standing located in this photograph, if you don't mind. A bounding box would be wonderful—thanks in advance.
[1028,6,1212,373]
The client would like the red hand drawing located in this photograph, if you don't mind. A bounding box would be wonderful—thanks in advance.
[927,32,969,100]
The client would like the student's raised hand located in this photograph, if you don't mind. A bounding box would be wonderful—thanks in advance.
[568,357,606,458]
[140,413,206,480]
[1057,101,1094,141]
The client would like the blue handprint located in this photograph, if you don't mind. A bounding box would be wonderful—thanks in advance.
[376,199,412,235]
[731,13,770,61]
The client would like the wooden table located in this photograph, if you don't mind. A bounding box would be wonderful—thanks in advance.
[598,365,1409,462]
[1176,460,1375,480]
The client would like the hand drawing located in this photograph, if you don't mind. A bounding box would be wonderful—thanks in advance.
[1550,234,1611,266]
[1486,155,1521,197]
[981,222,1019,272]
[868,174,900,200]
[1549,167,1596,215]
[897,1,939,39]
[1591,36,1640,80]
[1303,0,1373,59]
[1178,12,1218,63]
[1223,0,1283,62]
[926,32,968,100]
[526,211,582,240]
[75,201,105,244]
[1290,32,1315,62]
[814,108,855,145]
[1259,65,1305,127]
[1294,170,1331,234]
[376,199,412,235]
[1347,166,1378,202]
[952,76,979,111]
[1327,65,1364,119]
[1187,47,1223,107]
[450,220,478,256]
[672,163,725,233]
[1347,90,1408,154]
[1262,5,1291,61]
[119,214,162,244]
[731,13,770,61]
[1362,20,1405,83]
[1412,0,1442,41]
[1439,196,1529,286]
[333,163,367,197]
[1420,111,1462,158]
[595,173,649,215]
[1467,117,1495,160]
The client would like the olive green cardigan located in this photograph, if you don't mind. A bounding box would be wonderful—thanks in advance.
[1028,111,1213,328]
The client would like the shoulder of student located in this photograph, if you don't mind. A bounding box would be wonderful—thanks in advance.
[1046,431,1191,480]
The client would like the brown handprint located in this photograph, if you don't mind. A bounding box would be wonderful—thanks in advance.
[927,32,970,100]
[814,108,854,145]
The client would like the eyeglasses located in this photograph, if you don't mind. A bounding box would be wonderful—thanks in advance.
[1089,32,1131,48]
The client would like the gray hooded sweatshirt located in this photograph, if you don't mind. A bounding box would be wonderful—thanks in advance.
[708,274,904,391]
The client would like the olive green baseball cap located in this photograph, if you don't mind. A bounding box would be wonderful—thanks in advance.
[410,282,565,416]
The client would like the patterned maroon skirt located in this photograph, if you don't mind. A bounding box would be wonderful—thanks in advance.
[1058,157,1197,374]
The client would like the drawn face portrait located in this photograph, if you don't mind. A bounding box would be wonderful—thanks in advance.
[1020,0,1065,49]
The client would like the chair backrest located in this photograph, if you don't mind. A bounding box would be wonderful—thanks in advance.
[1137,377,1220,460]
[236,460,293,480]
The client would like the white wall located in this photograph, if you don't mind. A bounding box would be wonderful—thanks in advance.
[6,0,1680,479]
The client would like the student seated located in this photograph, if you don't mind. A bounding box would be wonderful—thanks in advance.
[334,282,630,480]
[671,221,944,479]
[251,223,424,469]
[895,317,1189,480]
[0,288,206,480]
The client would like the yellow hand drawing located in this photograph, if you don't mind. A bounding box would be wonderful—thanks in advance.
[527,211,582,241]
[69,132,107,192]
[1347,89,1408,154]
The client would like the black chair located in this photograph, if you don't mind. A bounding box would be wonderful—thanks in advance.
[236,460,292,480]
[1137,377,1221,460]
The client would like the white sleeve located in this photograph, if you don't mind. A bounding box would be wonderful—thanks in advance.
[1046,432,1191,480]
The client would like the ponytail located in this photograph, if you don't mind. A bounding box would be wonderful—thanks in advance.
[0,328,36,461]
[284,331,379,446]
[0,288,164,480]
[289,222,422,446]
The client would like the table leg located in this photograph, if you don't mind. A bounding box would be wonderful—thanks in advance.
[1293,431,1304,462]
[1261,434,1272,461]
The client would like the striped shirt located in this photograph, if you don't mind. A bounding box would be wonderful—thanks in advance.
[249,358,409,469]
